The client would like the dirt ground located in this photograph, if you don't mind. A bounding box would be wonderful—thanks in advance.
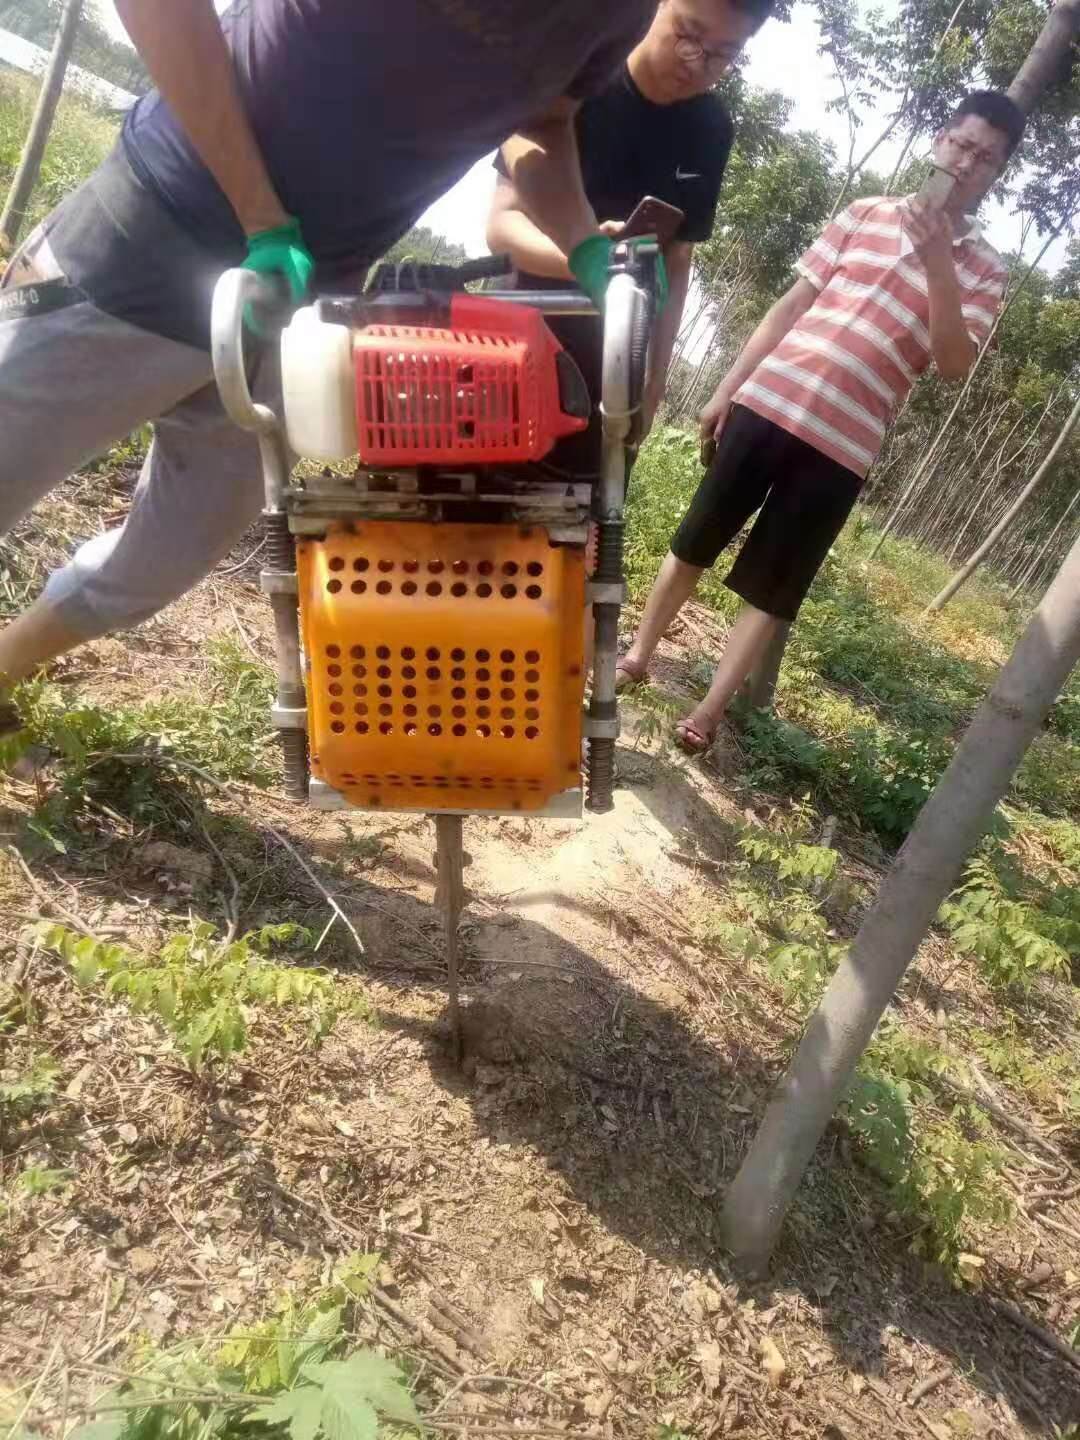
[3,471,1080,1440]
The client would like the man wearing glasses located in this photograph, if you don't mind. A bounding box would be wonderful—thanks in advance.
[488,0,775,457]
[617,90,1023,752]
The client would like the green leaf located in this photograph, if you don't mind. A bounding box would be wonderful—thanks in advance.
[335,1352,419,1426]
[68,1421,126,1440]
[320,1389,377,1440]
[261,1385,324,1440]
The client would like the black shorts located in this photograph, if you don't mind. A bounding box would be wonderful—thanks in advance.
[670,405,863,622]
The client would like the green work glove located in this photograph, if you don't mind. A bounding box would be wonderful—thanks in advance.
[242,217,314,305]
[568,233,614,310]
[568,233,669,312]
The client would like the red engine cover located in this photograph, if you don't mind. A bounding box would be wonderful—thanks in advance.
[353,295,587,466]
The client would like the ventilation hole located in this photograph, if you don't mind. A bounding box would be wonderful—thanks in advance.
[428,560,445,575]
[353,558,369,573]
[426,582,443,597]
[402,666,416,680]
[378,703,392,717]
[377,684,392,698]
[451,687,466,700]
[501,584,517,599]
[348,579,365,594]
[476,583,492,599]
[427,667,441,681]
[377,559,394,573]
[505,562,521,577]
[480,776,493,785]
[327,664,342,678]
[328,683,343,697]
[453,725,467,737]
[376,580,391,595]
[379,722,393,735]
[526,586,542,600]
[404,704,417,717]
[527,562,543,577]
[329,557,345,572]
[500,688,515,702]
[402,580,417,596]
[331,721,345,734]
[525,650,540,664]
[355,722,369,735]
[349,646,365,660]
[525,707,540,722]
[525,669,540,683]
[452,562,468,577]
[501,726,515,739]
[401,646,416,660]
[501,669,515,683]
[476,649,491,662]
[477,561,494,577]
[424,647,440,662]
[501,708,514,721]
[403,685,417,699]
[429,723,443,737]
[525,726,540,740]
[428,706,442,718]
[477,688,491,701]
[403,559,419,574]
[452,705,466,719]
[327,579,342,594]
[375,646,390,660]
[477,706,491,719]
[451,582,467,597]
[355,703,369,716]
[404,723,418,736]
[353,666,367,681]
[377,665,391,679]
[355,683,368,697]
[477,724,491,738]
[525,689,539,702]
[330,702,344,716]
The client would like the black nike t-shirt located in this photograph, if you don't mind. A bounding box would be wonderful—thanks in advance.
[497,66,733,291]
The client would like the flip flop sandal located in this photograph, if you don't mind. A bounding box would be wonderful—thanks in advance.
[614,659,649,693]
[674,717,716,755]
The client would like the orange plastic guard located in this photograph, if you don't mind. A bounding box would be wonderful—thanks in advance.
[298,521,586,813]
[353,296,587,466]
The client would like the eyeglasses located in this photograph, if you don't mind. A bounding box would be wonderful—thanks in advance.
[943,135,1003,171]
[673,31,738,73]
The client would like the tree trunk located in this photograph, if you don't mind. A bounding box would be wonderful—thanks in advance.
[926,389,1080,612]
[721,527,1080,1273]
[0,0,84,249]
[1007,0,1080,111]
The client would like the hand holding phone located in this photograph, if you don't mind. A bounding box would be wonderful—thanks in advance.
[618,195,686,245]
[915,165,957,212]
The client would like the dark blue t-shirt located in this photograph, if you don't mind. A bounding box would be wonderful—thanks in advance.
[121,0,655,278]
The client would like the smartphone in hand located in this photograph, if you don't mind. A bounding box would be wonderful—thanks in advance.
[619,196,686,245]
[915,165,957,212]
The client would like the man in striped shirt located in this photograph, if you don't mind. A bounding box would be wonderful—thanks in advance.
[618,90,1021,752]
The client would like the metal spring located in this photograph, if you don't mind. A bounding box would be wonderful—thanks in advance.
[586,737,615,814]
[264,510,295,573]
[280,730,309,802]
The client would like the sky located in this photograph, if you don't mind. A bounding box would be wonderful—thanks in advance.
[95,0,1071,272]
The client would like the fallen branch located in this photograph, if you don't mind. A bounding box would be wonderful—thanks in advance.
[908,1367,951,1406]
[943,1068,1071,1172]
[986,1296,1080,1375]
[7,846,102,942]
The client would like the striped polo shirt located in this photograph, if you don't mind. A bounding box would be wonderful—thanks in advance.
[734,196,1008,478]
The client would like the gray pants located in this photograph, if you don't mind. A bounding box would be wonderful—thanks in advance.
[0,228,270,641]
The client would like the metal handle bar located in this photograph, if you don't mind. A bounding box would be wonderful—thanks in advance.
[210,268,281,434]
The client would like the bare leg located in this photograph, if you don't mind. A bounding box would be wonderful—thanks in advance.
[0,600,87,710]
[677,603,781,749]
[619,551,704,683]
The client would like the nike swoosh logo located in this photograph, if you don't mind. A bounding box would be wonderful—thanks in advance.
[676,167,702,180]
